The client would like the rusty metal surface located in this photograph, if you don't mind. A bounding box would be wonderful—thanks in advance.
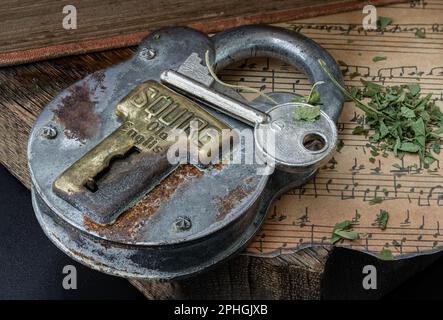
[52,81,230,225]
[28,26,344,279]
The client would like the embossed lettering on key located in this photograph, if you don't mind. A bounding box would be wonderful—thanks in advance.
[53,81,230,225]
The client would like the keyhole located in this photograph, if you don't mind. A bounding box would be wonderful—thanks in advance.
[302,133,326,152]
[84,146,141,193]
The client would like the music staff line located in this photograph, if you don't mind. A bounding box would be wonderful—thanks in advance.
[288,181,443,201]
[314,41,443,51]
[313,173,443,184]
[291,178,443,192]
[393,3,443,10]
[220,71,443,92]
[222,66,443,80]
[294,33,443,43]
[262,220,442,232]
[252,238,439,248]
[251,238,441,248]
[248,243,440,254]
[223,62,443,78]
[286,190,443,203]
[218,77,443,99]
[310,180,442,192]
[220,73,443,87]
[298,29,443,41]
[257,229,442,241]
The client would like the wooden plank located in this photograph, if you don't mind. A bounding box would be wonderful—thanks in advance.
[0,0,405,66]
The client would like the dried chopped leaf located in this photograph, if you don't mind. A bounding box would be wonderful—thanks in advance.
[334,220,352,230]
[398,142,421,153]
[408,83,421,96]
[350,71,361,79]
[337,139,345,152]
[292,80,324,106]
[415,30,426,38]
[400,106,415,119]
[378,249,394,261]
[319,60,443,166]
[372,56,387,62]
[352,125,369,136]
[331,220,360,244]
[377,16,393,29]
[369,197,383,205]
[334,229,360,241]
[294,105,321,122]
[375,210,389,230]
[307,88,321,105]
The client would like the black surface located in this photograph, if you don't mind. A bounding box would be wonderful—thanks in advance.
[1,164,443,300]
[0,165,144,300]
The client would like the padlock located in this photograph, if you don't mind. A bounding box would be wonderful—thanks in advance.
[28,25,344,279]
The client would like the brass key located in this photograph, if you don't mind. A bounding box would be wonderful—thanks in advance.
[53,81,230,225]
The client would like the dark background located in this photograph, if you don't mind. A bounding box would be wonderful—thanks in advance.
[1,164,442,300]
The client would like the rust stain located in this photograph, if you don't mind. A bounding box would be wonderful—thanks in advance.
[91,70,106,91]
[83,164,203,242]
[53,82,100,142]
[215,175,256,221]
[211,163,224,170]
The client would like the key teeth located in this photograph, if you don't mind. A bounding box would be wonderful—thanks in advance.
[177,52,214,87]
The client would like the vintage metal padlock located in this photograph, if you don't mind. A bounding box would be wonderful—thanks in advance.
[28,25,344,279]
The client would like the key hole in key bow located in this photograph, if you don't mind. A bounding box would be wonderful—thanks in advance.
[84,146,141,193]
[302,133,326,152]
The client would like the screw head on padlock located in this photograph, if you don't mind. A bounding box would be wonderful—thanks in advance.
[27,25,344,279]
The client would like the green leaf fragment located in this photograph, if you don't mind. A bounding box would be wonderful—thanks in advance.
[415,30,426,38]
[372,56,387,62]
[375,210,389,230]
[334,229,360,241]
[318,60,442,165]
[352,125,369,136]
[369,197,384,205]
[378,249,394,261]
[379,120,389,138]
[398,142,421,153]
[331,220,360,244]
[408,83,421,96]
[378,16,393,29]
[336,139,345,152]
[350,71,361,79]
[400,106,415,119]
[294,105,321,122]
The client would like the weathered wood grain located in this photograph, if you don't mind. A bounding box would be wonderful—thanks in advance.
[0,0,406,65]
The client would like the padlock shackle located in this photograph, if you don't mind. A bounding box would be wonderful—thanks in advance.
[212,25,344,122]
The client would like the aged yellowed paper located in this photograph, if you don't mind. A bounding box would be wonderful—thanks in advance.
[219,0,443,258]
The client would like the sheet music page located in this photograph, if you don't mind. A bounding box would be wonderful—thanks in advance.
[219,0,443,258]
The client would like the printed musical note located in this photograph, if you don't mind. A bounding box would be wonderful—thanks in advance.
[218,1,443,258]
